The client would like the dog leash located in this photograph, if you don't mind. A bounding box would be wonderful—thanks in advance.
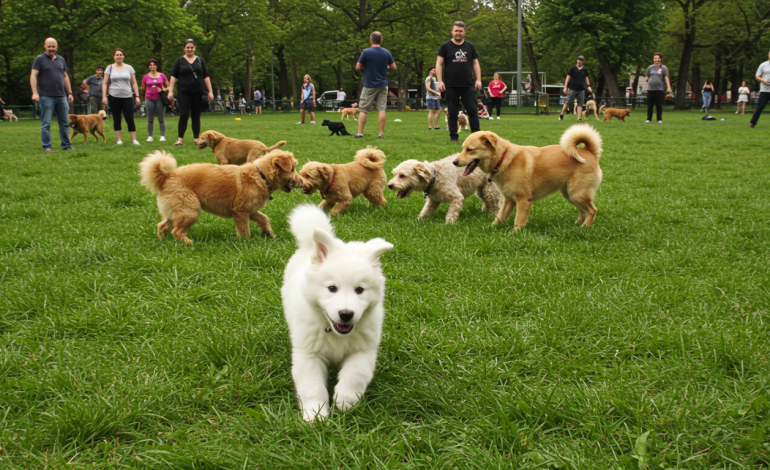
[257,168,273,200]
[320,170,335,200]
[488,149,508,182]
[423,167,437,198]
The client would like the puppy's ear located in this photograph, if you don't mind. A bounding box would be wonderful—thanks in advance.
[311,228,336,264]
[479,133,498,150]
[415,163,432,181]
[319,164,333,182]
[275,154,295,172]
[365,238,394,266]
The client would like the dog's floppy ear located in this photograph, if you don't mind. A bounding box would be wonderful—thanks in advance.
[275,154,295,172]
[479,132,498,150]
[319,164,333,182]
[311,228,336,264]
[364,238,394,265]
[415,163,432,181]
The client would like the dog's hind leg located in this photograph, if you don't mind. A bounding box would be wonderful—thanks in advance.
[363,185,387,207]
[171,215,198,244]
[250,211,276,238]
[419,198,440,220]
[319,199,335,212]
[233,212,251,238]
[493,196,516,225]
[157,219,171,239]
[334,350,377,412]
[477,183,501,214]
[445,196,464,224]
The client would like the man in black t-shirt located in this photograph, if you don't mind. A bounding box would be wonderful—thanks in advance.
[436,21,482,143]
[559,55,593,122]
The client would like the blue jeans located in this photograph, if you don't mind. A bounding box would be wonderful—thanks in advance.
[701,92,712,109]
[39,95,72,150]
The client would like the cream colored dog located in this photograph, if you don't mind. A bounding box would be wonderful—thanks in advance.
[388,154,500,224]
[196,130,287,165]
[4,110,18,121]
[584,100,601,121]
[300,146,387,215]
[445,109,469,131]
[139,149,303,244]
[453,124,603,231]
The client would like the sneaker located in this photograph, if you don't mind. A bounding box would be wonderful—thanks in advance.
[159,136,166,142]
[577,119,582,122]
[559,114,564,121]
[353,134,364,138]
[43,147,53,153]
[645,120,651,123]
[496,116,500,120]
[63,147,76,151]
[657,120,662,124]
[750,123,755,128]
[133,140,141,145]
[116,140,123,145]
[147,136,154,142]
[450,138,459,143]
[174,142,183,146]
[296,122,303,125]
[311,121,316,124]
[378,134,385,138]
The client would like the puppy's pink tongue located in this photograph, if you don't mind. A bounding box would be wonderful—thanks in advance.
[334,323,353,332]
[397,190,407,199]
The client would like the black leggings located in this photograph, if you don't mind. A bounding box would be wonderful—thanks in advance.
[489,97,503,117]
[177,92,202,139]
[108,96,136,132]
[646,90,665,122]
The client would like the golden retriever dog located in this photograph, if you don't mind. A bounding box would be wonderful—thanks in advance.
[68,110,107,143]
[584,100,601,121]
[453,124,603,232]
[387,154,501,224]
[5,110,18,121]
[445,109,469,131]
[196,130,287,165]
[139,149,303,244]
[600,105,631,122]
[341,104,359,120]
[300,146,387,215]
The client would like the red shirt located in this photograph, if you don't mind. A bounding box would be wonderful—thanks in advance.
[489,80,505,98]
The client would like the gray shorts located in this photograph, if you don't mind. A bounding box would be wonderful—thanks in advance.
[565,89,585,107]
[359,87,388,113]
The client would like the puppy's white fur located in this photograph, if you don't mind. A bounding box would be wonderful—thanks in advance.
[282,204,393,422]
[388,154,501,224]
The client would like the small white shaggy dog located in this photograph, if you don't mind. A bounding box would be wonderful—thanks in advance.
[387,154,501,224]
[282,204,393,422]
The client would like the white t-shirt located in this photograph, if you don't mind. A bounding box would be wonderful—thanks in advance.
[106,64,136,99]
[337,91,346,101]
[756,61,770,93]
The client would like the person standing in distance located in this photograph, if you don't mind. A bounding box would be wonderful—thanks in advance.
[30,37,75,152]
[167,39,214,145]
[296,75,316,124]
[436,21,482,143]
[750,51,770,128]
[425,66,442,129]
[336,88,346,112]
[354,31,396,138]
[487,72,507,119]
[559,55,592,122]
[644,52,672,124]
[83,67,105,114]
[102,48,141,145]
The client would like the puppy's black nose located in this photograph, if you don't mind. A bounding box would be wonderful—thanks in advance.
[338,310,354,322]
[387,183,393,190]
[452,160,459,166]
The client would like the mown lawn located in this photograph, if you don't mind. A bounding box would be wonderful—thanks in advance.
[1,110,768,468]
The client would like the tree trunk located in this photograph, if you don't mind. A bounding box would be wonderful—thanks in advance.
[692,60,701,107]
[525,41,540,93]
[594,50,622,97]
[246,53,253,102]
[335,62,343,90]
[713,49,722,110]
[290,60,299,107]
[731,64,742,103]
[673,0,711,110]
[397,62,409,111]
[595,75,605,99]
[276,46,290,102]
[631,63,641,96]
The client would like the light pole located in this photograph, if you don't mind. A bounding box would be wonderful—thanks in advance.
[517,0,523,107]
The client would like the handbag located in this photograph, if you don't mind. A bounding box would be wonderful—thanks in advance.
[159,90,170,107]
[186,58,209,106]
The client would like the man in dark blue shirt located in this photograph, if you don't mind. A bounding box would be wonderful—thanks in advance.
[30,37,75,152]
[354,31,396,138]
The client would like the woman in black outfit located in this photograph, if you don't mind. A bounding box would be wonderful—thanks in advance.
[167,39,214,145]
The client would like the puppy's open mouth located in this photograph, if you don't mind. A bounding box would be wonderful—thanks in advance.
[397,188,411,199]
[302,186,315,195]
[333,322,354,334]
[283,182,293,193]
[463,159,480,176]
[196,142,207,149]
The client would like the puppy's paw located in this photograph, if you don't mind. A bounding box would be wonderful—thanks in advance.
[333,387,361,411]
[302,403,329,423]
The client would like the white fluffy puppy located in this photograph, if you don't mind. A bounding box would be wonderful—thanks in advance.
[388,154,501,224]
[282,204,393,422]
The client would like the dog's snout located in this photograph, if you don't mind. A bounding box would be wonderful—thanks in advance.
[452,160,459,166]
[338,310,354,322]
[387,183,394,190]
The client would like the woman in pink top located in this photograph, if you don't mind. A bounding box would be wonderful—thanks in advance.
[141,59,169,142]
[486,73,507,119]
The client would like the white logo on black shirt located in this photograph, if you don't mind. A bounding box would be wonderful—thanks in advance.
[454,50,467,62]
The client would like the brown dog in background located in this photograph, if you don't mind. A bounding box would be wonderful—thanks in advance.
[196,130,287,165]
[139,149,303,244]
[453,124,603,232]
[299,146,387,215]
[341,104,359,120]
[584,100,601,121]
[69,110,107,143]
[600,105,631,122]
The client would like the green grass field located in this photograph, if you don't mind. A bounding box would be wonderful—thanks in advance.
[1,110,768,469]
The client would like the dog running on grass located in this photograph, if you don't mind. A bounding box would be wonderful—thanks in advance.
[282,204,393,422]
[322,120,351,136]
[300,146,387,215]
[453,124,603,232]
[4,110,18,122]
[196,130,287,165]
[139,149,303,244]
[600,105,631,122]
[387,154,501,224]
[69,110,108,143]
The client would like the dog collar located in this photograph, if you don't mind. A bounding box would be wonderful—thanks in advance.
[257,168,273,200]
[423,167,437,199]
[488,149,507,182]
[320,169,335,200]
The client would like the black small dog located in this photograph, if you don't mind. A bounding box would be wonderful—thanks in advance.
[322,120,350,136]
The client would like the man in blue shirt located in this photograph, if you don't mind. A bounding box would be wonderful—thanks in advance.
[354,31,396,138]
[30,37,75,152]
